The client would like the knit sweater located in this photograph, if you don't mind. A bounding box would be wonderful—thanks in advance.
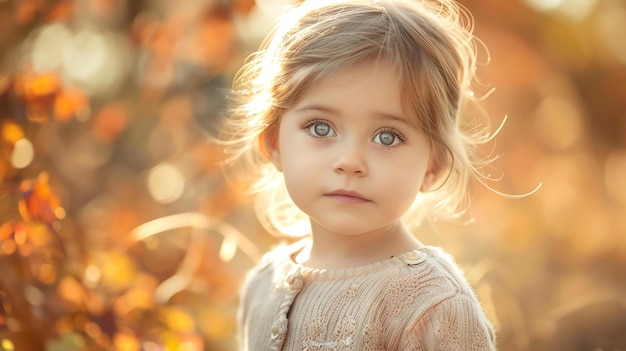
[237,241,496,350]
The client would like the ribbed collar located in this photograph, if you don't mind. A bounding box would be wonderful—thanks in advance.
[271,239,432,281]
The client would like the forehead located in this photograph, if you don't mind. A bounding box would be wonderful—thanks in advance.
[290,60,421,125]
[284,61,422,127]
[295,61,399,101]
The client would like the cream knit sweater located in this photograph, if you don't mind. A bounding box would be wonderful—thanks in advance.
[238,241,496,350]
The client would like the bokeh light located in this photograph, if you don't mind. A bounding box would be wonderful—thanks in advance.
[522,0,598,20]
[147,163,185,204]
[0,339,14,351]
[10,138,34,169]
[30,23,73,73]
[61,29,130,98]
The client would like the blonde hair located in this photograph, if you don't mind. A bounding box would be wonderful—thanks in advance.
[220,0,509,237]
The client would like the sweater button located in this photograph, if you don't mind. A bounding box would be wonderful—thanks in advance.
[403,251,425,265]
[271,325,279,340]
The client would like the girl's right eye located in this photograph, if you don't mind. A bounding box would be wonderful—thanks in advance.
[304,120,336,138]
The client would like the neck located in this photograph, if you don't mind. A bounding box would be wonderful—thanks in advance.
[297,221,423,269]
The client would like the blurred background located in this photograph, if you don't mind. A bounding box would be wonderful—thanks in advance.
[0,0,625,350]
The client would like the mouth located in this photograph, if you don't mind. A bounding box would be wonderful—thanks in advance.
[324,189,371,202]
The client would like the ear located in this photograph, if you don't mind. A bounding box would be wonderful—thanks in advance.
[259,123,282,171]
[420,144,450,192]
[420,170,438,192]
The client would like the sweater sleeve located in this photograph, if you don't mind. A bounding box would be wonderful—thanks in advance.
[236,255,274,351]
[401,291,496,351]
[236,264,256,350]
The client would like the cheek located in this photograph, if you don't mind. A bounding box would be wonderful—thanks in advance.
[281,159,320,211]
[278,143,322,190]
[388,169,423,197]
[280,141,316,171]
[377,159,427,204]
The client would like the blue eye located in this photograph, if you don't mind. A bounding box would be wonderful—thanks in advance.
[306,121,336,137]
[372,129,404,147]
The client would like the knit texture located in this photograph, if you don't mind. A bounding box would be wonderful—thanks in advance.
[238,241,496,350]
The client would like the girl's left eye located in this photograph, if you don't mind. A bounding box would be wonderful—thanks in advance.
[372,130,405,147]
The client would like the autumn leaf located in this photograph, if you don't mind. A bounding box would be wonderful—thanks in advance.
[54,87,89,123]
[13,70,62,122]
[18,172,65,226]
[0,221,18,255]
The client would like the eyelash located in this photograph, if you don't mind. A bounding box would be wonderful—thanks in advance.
[302,119,335,138]
[375,128,407,147]
[302,119,408,146]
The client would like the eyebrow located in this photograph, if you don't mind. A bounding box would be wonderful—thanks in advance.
[294,104,413,128]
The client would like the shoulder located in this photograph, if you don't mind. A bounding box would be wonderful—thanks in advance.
[383,246,476,296]
[380,246,472,319]
[379,246,492,327]
[420,246,478,294]
[386,247,496,349]
[240,239,305,291]
[238,240,303,319]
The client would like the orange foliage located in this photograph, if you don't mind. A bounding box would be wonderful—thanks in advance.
[54,87,89,122]
[1,121,25,145]
[18,172,65,226]
[15,0,38,26]
[231,0,256,14]
[46,0,74,22]
[6,69,88,123]
[16,71,61,99]
[196,16,235,71]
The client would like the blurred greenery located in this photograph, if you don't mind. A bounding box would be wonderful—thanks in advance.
[0,0,625,350]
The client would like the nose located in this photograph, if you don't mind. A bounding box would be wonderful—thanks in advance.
[332,140,368,176]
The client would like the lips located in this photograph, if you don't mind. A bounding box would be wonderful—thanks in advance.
[325,189,371,202]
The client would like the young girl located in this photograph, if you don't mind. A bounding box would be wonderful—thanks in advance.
[221,0,500,349]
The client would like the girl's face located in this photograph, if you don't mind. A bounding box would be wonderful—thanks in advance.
[267,61,436,237]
